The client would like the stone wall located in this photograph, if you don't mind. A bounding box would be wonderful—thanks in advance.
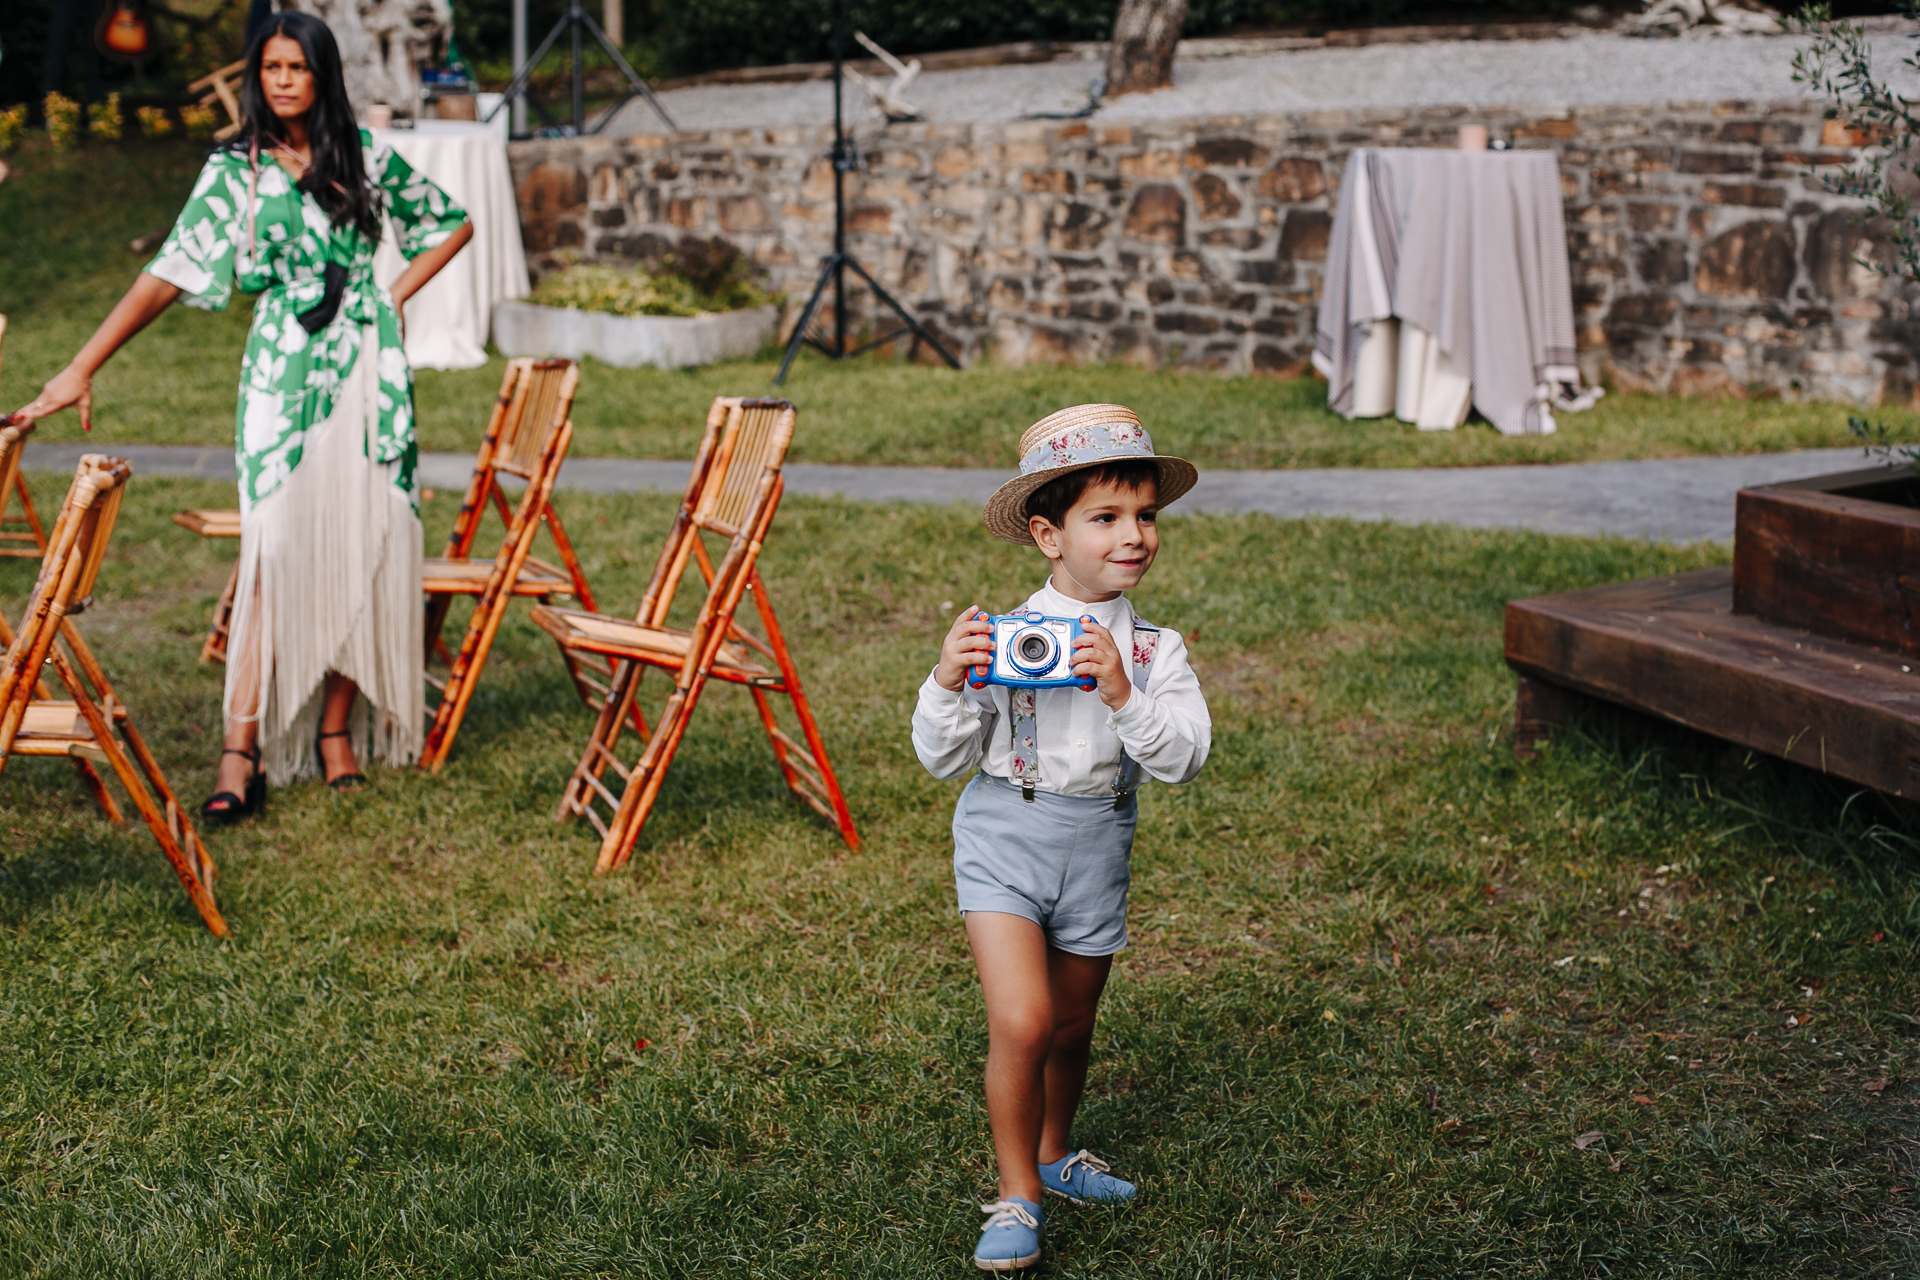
[508,100,1912,403]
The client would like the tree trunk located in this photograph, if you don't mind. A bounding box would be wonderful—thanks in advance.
[284,0,452,116]
[603,0,624,47]
[1105,0,1189,97]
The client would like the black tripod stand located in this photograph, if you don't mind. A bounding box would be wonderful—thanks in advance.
[774,5,960,386]
[484,0,675,138]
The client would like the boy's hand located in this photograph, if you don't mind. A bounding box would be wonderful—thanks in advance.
[1072,618,1131,711]
[935,605,995,692]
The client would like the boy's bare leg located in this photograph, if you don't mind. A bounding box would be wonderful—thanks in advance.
[965,910,1054,1204]
[1038,947,1113,1165]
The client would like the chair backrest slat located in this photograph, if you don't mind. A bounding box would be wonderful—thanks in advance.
[496,360,578,480]
[72,478,126,604]
[693,399,794,537]
[640,398,794,629]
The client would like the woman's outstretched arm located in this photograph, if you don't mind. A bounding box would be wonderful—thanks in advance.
[9,272,183,430]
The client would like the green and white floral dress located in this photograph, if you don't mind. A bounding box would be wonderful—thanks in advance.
[147,130,469,782]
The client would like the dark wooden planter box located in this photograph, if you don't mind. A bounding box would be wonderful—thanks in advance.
[1733,463,1920,655]
[1505,463,1920,799]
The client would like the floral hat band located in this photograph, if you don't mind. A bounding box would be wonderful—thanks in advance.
[982,403,1199,546]
[1019,415,1158,475]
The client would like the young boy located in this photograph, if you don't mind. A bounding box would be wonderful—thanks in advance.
[912,404,1212,1270]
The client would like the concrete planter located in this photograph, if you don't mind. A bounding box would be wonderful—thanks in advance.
[491,300,778,369]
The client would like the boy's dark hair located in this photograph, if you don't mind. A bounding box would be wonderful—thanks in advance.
[1023,460,1160,529]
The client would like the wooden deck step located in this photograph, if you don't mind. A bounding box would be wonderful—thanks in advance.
[1505,566,1920,798]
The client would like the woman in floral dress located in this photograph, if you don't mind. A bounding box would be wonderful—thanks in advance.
[11,12,473,817]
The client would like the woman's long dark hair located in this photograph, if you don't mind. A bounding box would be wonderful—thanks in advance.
[229,12,383,242]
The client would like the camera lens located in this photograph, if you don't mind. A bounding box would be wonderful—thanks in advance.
[1006,624,1059,676]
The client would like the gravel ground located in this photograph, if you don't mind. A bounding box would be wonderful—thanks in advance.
[35,444,1875,543]
[607,30,1920,136]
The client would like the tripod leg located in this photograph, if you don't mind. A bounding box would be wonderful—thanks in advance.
[488,17,572,130]
[577,11,677,131]
[842,255,962,369]
[774,255,843,387]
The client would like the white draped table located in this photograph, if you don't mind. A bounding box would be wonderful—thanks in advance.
[1312,149,1596,437]
[371,120,529,371]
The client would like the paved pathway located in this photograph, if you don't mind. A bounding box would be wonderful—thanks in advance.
[28,444,1878,543]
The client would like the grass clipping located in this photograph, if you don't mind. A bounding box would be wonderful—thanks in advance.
[530,236,773,318]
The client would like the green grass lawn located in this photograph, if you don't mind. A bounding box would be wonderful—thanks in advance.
[1,471,1915,1275]
[1,137,1903,471]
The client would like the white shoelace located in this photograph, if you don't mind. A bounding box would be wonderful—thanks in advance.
[979,1199,1040,1231]
[1054,1150,1111,1183]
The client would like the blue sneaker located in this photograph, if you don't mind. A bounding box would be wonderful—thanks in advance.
[1038,1150,1135,1205]
[973,1197,1042,1271]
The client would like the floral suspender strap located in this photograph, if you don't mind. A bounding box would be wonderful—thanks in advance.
[1005,606,1160,805]
[1112,616,1160,808]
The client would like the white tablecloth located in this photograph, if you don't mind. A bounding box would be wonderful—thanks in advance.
[371,121,528,371]
[1313,149,1587,437]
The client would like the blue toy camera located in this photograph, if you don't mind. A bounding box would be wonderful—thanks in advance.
[969,611,1096,691]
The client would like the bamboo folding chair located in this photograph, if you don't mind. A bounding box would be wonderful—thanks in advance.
[0,455,228,936]
[187,59,248,142]
[531,397,860,872]
[0,424,121,815]
[418,357,599,771]
[0,318,51,560]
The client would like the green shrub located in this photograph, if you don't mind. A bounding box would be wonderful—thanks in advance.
[88,93,124,143]
[43,92,81,151]
[530,239,774,316]
[136,105,175,139]
[0,105,25,153]
[179,103,218,141]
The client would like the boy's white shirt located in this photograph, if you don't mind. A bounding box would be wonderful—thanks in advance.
[912,578,1211,798]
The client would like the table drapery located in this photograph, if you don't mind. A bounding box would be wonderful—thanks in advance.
[1313,149,1583,437]
[371,121,530,371]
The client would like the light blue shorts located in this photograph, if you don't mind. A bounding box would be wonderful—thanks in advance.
[952,772,1138,957]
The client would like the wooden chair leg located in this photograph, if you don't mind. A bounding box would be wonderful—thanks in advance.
[556,657,649,833]
[47,643,226,935]
[200,558,238,664]
[419,575,518,772]
[597,673,708,874]
[0,472,48,558]
[423,592,457,665]
[747,571,860,850]
[0,610,121,819]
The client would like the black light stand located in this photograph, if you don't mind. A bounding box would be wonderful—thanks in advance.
[484,0,675,138]
[774,2,960,386]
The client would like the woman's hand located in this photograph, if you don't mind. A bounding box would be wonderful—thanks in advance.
[11,365,94,430]
[1071,619,1131,711]
[8,271,181,430]
[934,605,996,692]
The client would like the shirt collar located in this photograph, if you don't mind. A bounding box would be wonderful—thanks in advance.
[1034,577,1130,626]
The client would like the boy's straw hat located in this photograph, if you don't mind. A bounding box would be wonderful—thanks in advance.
[982,403,1198,546]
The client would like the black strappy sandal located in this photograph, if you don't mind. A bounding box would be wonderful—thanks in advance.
[199,744,266,824]
[315,728,367,792]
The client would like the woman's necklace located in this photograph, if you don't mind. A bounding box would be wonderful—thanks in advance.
[269,139,310,178]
